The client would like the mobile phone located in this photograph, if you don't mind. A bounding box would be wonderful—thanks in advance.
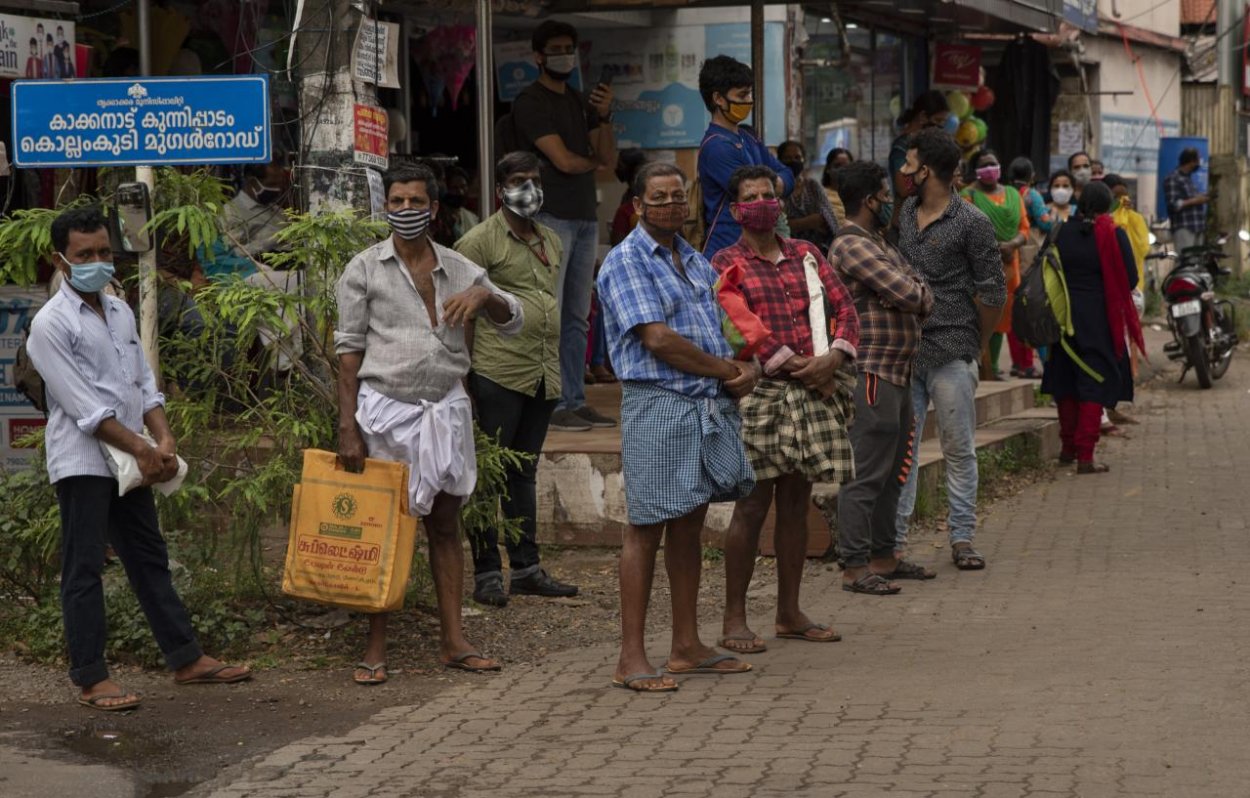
[597,65,613,87]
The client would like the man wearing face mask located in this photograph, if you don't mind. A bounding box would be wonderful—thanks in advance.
[336,163,524,684]
[831,161,934,596]
[711,165,859,654]
[453,152,579,607]
[512,20,618,434]
[597,161,759,692]
[1068,151,1094,203]
[1164,147,1211,252]
[26,207,252,712]
[893,129,1005,572]
[442,167,481,242]
[696,55,795,259]
[207,158,292,280]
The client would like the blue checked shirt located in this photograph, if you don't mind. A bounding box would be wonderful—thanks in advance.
[26,281,165,484]
[597,225,732,399]
[1164,168,1206,234]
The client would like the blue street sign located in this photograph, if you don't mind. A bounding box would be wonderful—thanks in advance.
[12,75,271,168]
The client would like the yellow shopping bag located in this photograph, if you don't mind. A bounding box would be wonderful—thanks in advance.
[281,449,418,613]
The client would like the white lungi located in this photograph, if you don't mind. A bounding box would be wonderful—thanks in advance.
[355,381,476,517]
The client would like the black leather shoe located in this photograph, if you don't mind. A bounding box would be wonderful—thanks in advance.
[510,569,579,598]
[473,575,509,607]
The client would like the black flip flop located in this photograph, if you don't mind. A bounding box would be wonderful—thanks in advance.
[880,560,936,580]
[843,573,902,595]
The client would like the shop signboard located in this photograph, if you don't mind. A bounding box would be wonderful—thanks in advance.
[12,75,271,168]
[0,288,47,471]
[353,104,388,169]
[931,44,981,90]
[0,12,76,79]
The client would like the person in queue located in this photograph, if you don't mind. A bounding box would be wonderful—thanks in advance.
[597,161,758,692]
[335,163,524,684]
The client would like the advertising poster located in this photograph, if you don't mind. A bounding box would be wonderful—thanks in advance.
[590,21,786,149]
[496,22,784,149]
[353,103,389,169]
[0,13,76,80]
[0,288,47,471]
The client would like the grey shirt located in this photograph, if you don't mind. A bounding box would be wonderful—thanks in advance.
[898,193,1007,370]
[334,236,523,404]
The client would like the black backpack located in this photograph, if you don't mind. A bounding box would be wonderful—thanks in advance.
[13,319,48,415]
[1010,226,1063,349]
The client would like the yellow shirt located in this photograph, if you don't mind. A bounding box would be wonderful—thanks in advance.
[1111,204,1150,287]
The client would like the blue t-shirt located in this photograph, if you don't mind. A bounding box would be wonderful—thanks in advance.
[697,124,794,259]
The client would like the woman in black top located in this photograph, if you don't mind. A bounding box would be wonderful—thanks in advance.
[1041,182,1143,473]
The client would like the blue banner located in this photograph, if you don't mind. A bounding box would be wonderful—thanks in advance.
[1063,0,1097,33]
[12,75,271,168]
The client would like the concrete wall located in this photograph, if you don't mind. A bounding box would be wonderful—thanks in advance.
[1082,35,1183,223]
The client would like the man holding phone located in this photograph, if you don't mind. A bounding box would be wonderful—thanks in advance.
[513,20,618,433]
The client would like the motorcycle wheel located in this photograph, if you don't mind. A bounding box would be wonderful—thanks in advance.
[1186,333,1213,388]
[1211,345,1233,380]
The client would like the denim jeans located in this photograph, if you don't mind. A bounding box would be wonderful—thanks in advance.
[536,213,600,412]
[466,374,555,582]
[56,477,203,687]
[895,358,980,548]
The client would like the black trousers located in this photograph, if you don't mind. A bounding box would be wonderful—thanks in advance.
[56,476,202,687]
[466,374,556,580]
[837,373,914,567]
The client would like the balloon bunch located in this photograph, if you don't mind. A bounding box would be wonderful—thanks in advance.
[944,72,995,159]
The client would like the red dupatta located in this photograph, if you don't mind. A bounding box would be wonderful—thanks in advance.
[1093,214,1146,359]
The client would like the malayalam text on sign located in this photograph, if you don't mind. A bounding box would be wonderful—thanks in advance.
[12,75,271,168]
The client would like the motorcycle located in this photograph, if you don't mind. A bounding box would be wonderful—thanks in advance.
[1153,232,1241,389]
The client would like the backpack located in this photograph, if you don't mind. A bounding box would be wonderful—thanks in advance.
[13,318,48,414]
[688,130,740,253]
[1011,227,1104,383]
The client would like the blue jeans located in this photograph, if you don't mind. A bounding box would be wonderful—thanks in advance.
[895,358,980,548]
[537,213,599,412]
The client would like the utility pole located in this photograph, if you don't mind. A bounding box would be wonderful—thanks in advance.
[135,0,159,376]
[1214,0,1244,270]
[296,0,379,213]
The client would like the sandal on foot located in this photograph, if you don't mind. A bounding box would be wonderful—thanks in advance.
[717,635,767,654]
[776,623,842,642]
[951,545,986,570]
[879,560,935,581]
[1077,461,1110,474]
[611,671,678,692]
[842,573,902,595]
[664,653,752,675]
[175,663,252,685]
[78,692,141,712]
[443,651,502,672]
[353,662,388,685]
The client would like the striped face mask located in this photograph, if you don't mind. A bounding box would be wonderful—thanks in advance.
[388,208,431,240]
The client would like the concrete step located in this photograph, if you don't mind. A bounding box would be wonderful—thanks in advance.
[536,380,1058,553]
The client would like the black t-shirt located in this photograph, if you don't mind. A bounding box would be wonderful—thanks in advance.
[512,81,597,221]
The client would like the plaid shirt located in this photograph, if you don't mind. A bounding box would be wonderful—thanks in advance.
[829,224,933,386]
[597,225,732,399]
[1164,167,1205,234]
[710,236,859,376]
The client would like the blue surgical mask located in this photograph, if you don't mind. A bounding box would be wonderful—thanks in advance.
[62,254,116,294]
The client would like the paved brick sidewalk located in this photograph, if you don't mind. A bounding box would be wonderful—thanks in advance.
[200,363,1250,798]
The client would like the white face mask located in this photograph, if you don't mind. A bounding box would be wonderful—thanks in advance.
[1051,186,1073,206]
[543,53,577,78]
[1072,167,1092,186]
